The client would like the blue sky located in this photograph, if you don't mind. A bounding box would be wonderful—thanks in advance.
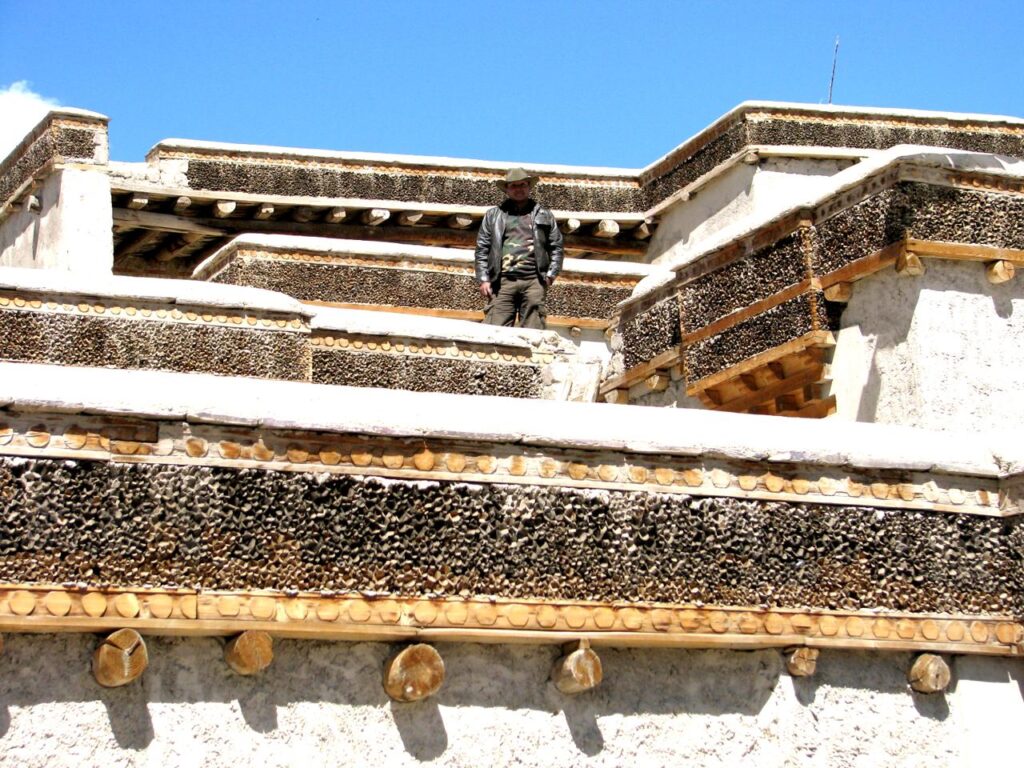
[2,1,1023,166]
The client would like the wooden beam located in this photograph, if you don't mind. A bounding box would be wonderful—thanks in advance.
[224,630,274,675]
[551,639,603,694]
[127,194,149,211]
[172,196,192,214]
[593,219,620,238]
[383,644,445,702]
[447,213,474,229]
[686,331,834,397]
[325,207,347,224]
[112,208,225,236]
[213,200,237,219]
[823,281,853,302]
[154,233,208,262]
[361,208,391,226]
[397,211,425,227]
[986,260,1015,284]
[895,249,926,277]
[604,389,630,405]
[908,653,950,694]
[255,203,275,220]
[292,206,316,223]
[785,647,819,677]
[644,373,670,393]
[93,629,148,687]
[116,228,167,260]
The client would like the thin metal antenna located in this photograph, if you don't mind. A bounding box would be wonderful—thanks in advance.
[828,36,840,104]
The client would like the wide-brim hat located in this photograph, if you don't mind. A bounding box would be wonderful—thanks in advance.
[496,167,537,192]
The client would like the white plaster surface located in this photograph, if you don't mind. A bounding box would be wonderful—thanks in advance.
[0,170,113,275]
[0,265,311,316]
[647,157,850,266]
[830,260,1024,433]
[0,634,1017,767]
[194,235,656,282]
[627,146,1024,307]
[0,361,1013,478]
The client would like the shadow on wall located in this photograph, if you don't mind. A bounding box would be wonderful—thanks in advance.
[834,259,1024,426]
[0,634,993,761]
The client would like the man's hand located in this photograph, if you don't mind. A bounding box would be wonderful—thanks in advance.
[479,281,493,299]
[546,276,556,287]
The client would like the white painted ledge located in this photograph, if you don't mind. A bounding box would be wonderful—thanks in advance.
[0,265,311,316]
[194,235,657,282]
[0,361,1010,478]
[624,146,1024,307]
[311,306,566,352]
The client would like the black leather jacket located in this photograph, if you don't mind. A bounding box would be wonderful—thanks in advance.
[474,199,564,284]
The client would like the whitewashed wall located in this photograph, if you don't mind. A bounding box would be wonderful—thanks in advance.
[0,634,1019,767]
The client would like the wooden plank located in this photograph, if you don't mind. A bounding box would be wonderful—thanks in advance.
[778,395,837,419]
[682,280,813,347]
[816,240,905,287]
[112,208,225,236]
[905,238,1024,265]
[599,346,683,394]
[116,229,167,260]
[711,365,824,414]
[685,331,834,396]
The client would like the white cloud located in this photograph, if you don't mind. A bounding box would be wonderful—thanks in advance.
[0,81,60,161]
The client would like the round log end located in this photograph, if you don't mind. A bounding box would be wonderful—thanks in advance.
[908,653,950,694]
[384,644,445,702]
[224,630,274,676]
[93,628,148,688]
[551,646,603,695]
[785,647,819,677]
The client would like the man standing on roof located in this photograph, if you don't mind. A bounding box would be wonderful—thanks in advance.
[475,168,564,329]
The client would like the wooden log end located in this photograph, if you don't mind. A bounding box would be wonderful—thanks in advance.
[644,373,670,393]
[362,208,391,226]
[563,217,582,234]
[224,630,274,676]
[214,200,237,218]
[447,213,474,229]
[551,641,603,695]
[594,219,620,238]
[785,647,819,677]
[986,259,1015,284]
[823,281,853,302]
[908,653,950,694]
[603,389,630,405]
[895,250,926,277]
[384,644,445,702]
[325,206,348,224]
[93,628,148,688]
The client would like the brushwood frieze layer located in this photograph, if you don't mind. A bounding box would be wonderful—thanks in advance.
[0,458,1020,615]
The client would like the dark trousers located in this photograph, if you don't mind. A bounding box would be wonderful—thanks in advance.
[484,276,547,329]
